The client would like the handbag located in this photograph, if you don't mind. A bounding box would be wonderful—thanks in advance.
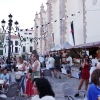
[15,74,21,80]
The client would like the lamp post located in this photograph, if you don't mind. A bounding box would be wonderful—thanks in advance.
[1,14,19,63]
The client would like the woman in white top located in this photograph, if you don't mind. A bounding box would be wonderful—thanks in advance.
[32,78,55,100]
[31,54,40,81]
[15,56,26,95]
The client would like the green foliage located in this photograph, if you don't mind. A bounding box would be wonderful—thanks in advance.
[0,33,4,47]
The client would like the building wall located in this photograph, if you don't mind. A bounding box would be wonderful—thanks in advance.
[85,0,100,43]
[19,30,34,54]
[4,36,20,57]
[33,0,100,54]
[52,0,60,46]
[66,0,84,45]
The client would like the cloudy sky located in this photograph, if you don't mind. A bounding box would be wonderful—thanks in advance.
[0,0,47,29]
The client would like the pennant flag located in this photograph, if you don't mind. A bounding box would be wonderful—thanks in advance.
[48,22,50,24]
[36,26,39,28]
[54,20,57,22]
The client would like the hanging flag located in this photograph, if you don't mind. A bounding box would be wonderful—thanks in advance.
[67,24,73,45]
[70,21,75,45]
[51,33,54,42]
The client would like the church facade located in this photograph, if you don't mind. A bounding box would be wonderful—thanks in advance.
[33,0,100,54]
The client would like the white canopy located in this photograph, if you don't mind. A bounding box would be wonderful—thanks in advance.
[51,48,55,51]
[61,42,72,49]
[51,45,61,51]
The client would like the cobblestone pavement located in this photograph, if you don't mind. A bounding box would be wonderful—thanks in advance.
[10,70,85,100]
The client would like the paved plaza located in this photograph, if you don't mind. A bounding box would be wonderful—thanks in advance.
[9,70,86,100]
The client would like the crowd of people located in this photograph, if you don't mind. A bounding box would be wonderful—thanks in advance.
[0,50,100,100]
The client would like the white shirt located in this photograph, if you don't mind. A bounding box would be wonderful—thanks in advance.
[48,57,55,68]
[40,96,55,100]
[39,57,44,63]
[32,60,40,71]
[31,95,40,100]
[24,66,29,74]
[66,56,72,66]
[92,59,98,67]
[15,64,24,76]
[89,67,96,82]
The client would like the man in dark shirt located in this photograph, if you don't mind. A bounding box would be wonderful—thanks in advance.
[54,52,61,79]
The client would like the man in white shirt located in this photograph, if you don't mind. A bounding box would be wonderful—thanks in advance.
[39,55,44,68]
[48,54,55,75]
[66,54,72,78]
[89,55,98,82]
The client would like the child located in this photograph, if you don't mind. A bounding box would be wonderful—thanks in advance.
[0,68,9,90]
[26,69,34,97]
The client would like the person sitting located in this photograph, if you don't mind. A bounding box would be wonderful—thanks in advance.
[32,78,55,100]
[87,69,100,100]
[0,68,9,91]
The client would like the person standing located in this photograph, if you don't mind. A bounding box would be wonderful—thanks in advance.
[48,54,55,76]
[66,54,73,78]
[87,69,100,100]
[15,56,26,96]
[89,55,98,82]
[61,51,67,69]
[54,52,61,79]
[31,54,40,81]
[39,55,44,68]
[75,55,90,97]
[26,69,34,97]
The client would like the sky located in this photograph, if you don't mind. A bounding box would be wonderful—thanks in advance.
[0,0,47,29]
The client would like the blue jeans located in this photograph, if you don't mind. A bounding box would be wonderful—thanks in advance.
[15,75,25,93]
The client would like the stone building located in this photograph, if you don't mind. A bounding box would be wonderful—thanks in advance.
[84,0,100,43]
[34,0,100,54]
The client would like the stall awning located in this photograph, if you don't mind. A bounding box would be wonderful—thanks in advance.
[73,41,100,48]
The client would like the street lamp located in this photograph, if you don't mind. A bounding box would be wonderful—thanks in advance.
[1,14,19,63]
[1,19,6,30]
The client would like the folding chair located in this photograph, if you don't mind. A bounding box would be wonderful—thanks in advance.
[42,69,52,83]
[0,82,19,100]
[61,82,87,100]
